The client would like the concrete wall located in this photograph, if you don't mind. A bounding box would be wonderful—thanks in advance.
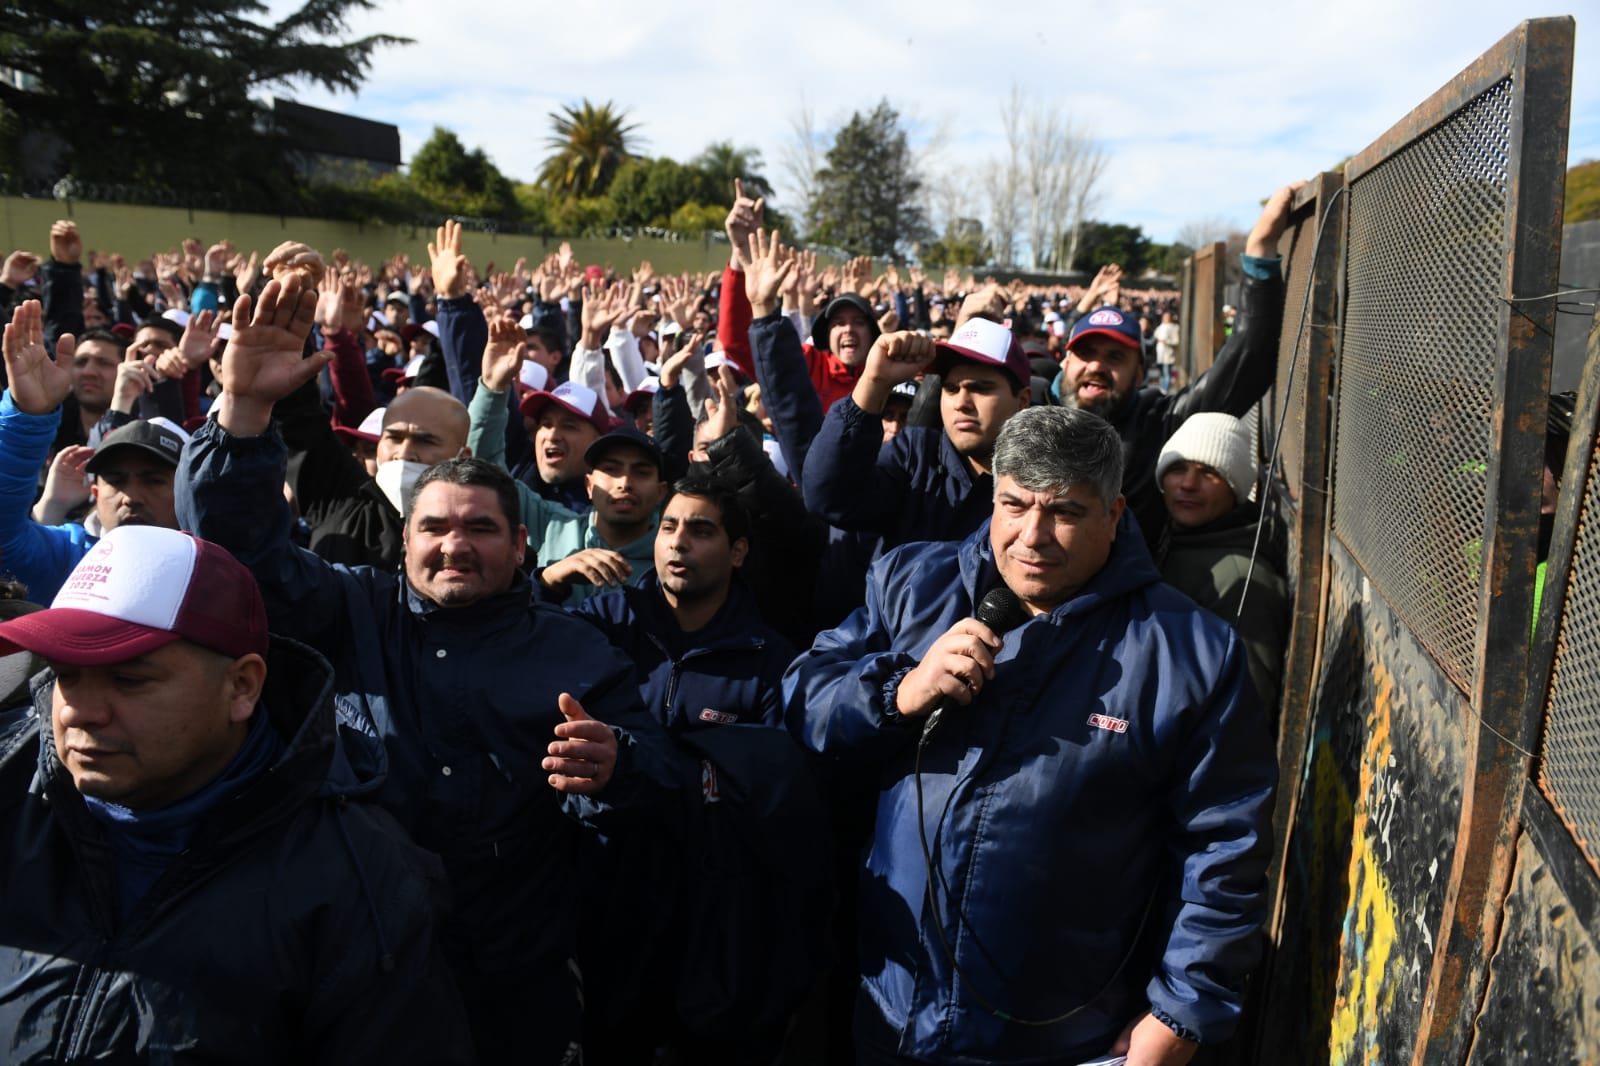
[0,196,741,276]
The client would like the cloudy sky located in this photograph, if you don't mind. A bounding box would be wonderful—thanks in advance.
[266,0,1598,246]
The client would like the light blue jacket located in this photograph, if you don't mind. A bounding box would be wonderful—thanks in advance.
[0,391,95,603]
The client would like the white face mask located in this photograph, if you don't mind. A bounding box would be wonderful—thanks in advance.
[374,459,430,515]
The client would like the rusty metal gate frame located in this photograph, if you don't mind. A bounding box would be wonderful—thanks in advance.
[1188,241,1226,380]
[1250,18,1572,1065]
[1259,172,1344,932]
[1465,309,1600,1062]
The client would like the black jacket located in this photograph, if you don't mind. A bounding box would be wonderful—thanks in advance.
[0,637,475,1064]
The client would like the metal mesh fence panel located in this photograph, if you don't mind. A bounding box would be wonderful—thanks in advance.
[1332,76,1514,694]
[1539,438,1600,872]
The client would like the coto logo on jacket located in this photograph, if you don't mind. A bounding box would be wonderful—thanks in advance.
[698,708,737,725]
[1087,713,1129,734]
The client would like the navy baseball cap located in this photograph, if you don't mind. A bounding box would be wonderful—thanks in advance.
[1067,307,1143,352]
[584,425,664,478]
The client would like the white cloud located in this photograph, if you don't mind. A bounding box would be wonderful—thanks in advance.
[271,0,1597,245]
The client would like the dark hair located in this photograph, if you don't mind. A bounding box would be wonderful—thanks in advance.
[76,328,128,353]
[670,474,750,547]
[407,457,521,533]
[136,316,184,342]
[526,324,563,354]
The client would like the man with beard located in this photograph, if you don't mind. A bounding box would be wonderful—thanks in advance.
[802,317,1032,550]
[0,301,183,602]
[1055,182,1301,551]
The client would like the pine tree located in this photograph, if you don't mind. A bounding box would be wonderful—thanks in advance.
[806,100,933,260]
[0,0,406,202]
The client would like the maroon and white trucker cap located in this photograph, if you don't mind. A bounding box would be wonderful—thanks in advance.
[518,380,614,432]
[0,526,269,665]
[935,318,1031,390]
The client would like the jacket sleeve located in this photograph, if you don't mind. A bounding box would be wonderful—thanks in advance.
[702,422,813,543]
[652,383,695,485]
[718,263,755,381]
[800,397,908,535]
[177,418,353,652]
[1144,630,1277,1045]
[324,329,376,429]
[276,378,371,522]
[40,259,84,347]
[304,815,478,1066]
[1164,265,1285,432]
[749,310,823,480]
[467,381,511,470]
[782,559,921,759]
[0,390,93,601]
[435,294,486,406]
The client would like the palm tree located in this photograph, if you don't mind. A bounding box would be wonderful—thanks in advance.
[538,99,640,198]
[692,142,773,201]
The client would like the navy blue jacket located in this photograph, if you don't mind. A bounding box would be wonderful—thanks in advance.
[0,638,475,1064]
[785,517,1276,1062]
[802,401,992,552]
[575,571,795,733]
[177,418,674,1062]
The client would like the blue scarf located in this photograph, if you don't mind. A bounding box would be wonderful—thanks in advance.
[82,707,285,920]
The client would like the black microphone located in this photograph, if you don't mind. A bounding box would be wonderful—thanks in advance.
[921,587,1029,737]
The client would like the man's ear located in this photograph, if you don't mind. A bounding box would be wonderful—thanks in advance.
[514,524,528,565]
[729,536,750,569]
[224,653,267,724]
[1107,494,1126,534]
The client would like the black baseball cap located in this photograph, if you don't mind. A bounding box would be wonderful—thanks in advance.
[85,420,186,475]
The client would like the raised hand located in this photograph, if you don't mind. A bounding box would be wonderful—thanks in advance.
[204,241,231,276]
[956,284,1008,326]
[724,179,765,268]
[231,250,260,293]
[111,358,158,414]
[878,308,900,333]
[428,219,469,299]
[2,250,39,289]
[263,241,326,288]
[631,259,655,287]
[49,221,81,266]
[543,692,618,795]
[742,228,796,318]
[1,300,74,415]
[215,276,326,435]
[1246,181,1308,259]
[31,444,94,526]
[698,364,742,447]
[482,312,527,392]
[579,280,629,349]
[540,547,633,597]
[658,339,696,389]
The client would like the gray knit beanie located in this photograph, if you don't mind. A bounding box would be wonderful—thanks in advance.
[1155,412,1257,504]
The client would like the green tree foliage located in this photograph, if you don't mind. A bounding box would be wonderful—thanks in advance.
[1068,221,1152,275]
[538,99,639,198]
[408,127,517,218]
[922,218,989,268]
[807,100,933,260]
[608,157,706,228]
[0,0,406,201]
[1567,160,1600,224]
[1148,241,1194,277]
[693,143,773,201]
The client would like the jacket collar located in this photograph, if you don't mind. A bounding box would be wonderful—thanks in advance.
[29,635,345,849]
[633,569,768,651]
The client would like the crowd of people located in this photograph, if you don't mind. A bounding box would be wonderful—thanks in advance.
[0,180,1301,1066]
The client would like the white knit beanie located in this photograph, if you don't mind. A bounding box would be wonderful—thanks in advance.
[1156,413,1257,505]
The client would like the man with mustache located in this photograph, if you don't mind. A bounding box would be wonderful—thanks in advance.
[1056,183,1302,551]
[0,300,184,603]
[178,273,672,1063]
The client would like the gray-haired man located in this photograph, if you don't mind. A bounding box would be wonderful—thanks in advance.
[786,406,1277,1065]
